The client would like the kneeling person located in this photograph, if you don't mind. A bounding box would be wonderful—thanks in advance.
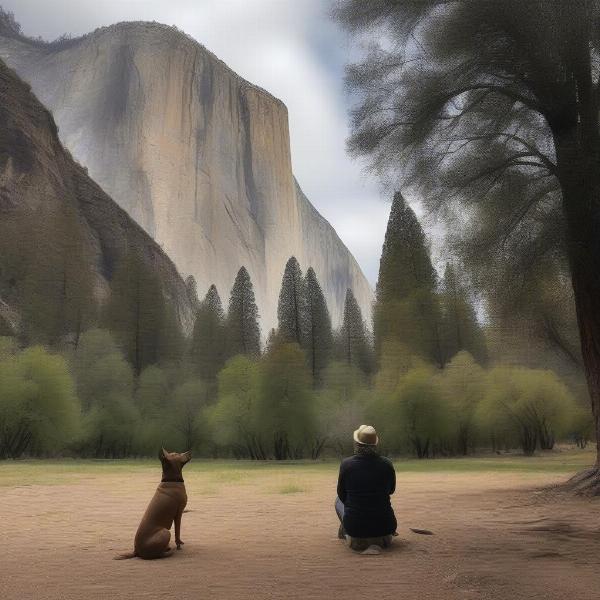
[335,425,397,552]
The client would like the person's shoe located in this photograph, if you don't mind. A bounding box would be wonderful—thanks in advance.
[338,524,346,540]
[361,545,382,555]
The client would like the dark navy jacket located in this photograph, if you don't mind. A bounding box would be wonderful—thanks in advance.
[337,454,397,538]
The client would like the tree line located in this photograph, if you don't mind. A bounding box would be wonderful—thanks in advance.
[0,190,590,459]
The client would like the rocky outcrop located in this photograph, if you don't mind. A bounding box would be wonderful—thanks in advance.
[0,19,373,330]
[0,59,193,332]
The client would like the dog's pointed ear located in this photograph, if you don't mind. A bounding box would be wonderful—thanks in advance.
[159,448,168,461]
[182,450,192,464]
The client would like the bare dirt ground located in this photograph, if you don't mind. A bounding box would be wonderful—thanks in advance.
[0,463,599,600]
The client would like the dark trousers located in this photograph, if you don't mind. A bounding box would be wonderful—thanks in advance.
[335,496,345,522]
[335,497,346,538]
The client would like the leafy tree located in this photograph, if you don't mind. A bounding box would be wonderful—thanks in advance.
[301,267,333,386]
[315,362,368,457]
[0,346,80,458]
[338,288,374,377]
[227,267,261,357]
[257,343,315,459]
[277,257,304,345]
[372,340,428,398]
[190,285,226,397]
[440,264,488,365]
[335,0,600,485]
[439,351,486,455]
[169,379,207,452]
[477,367,577,455]
[210,356,264,458]
[377,366,449,458]
[105,248,181,375]
[135,365,170,453]
[72,329,138,457]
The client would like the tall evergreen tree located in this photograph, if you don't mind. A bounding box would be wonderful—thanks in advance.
[302,267,333,386]
[339,288,373,377]
[2,205,97,346]
[105,248,181,375]
[227,266,261,357]
[376,192,437,303]
[441,264,488,365]
[374,192,444,366]
[190,285,226,392]
[277,256,304,344]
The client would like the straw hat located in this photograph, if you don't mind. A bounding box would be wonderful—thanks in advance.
[353,424,379,446]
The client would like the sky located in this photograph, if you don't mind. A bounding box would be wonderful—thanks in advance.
[2,0,394,287]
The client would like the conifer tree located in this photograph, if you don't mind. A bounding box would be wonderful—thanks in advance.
[105,248,180,375]
[441,264,488,365]
[374,192,444,366]
[190,285,226,391]
[376,192,437,303]
[302,267,333,386]
[339,288,373,377]
[227,267,261,357]
[277,256,304,345]
[12,204,97,347]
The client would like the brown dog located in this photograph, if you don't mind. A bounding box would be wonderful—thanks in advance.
[114,449,191,560]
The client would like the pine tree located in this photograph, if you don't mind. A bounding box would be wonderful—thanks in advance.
[301,267,333,386]
[105,248,180,375]
[339,288,373,377]
[441,264,488,365]
[190,284,226,390]
[376,192,437,303]
[11,204,97,346]
[277,256,304,344]
[227,266,261,357]
[374,192,444,366]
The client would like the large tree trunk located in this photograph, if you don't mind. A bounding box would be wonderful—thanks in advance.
[555,122,600,492]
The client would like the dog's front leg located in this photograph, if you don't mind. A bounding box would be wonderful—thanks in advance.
[174,507,184,549]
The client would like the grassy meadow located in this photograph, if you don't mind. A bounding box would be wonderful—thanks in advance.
[0,447,594,490]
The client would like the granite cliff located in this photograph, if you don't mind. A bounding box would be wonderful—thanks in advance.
[0,18,373,330]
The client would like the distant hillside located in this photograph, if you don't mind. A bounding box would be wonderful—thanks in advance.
[0,58,193,339]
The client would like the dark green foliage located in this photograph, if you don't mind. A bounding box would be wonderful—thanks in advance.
[227,267,261,357]
[301,267,333,386]
[170,379,207,452]
[440,264,488,365]
[335,0,600,470]
[373,193,444,366]
[376,192,436,304]
[72,329,138,458]
[0,206,97,347]
[257,343,315,459]
[338,288,374,377]
[104,248,182,375]
[277,257,304,345]
[190,285,226,395]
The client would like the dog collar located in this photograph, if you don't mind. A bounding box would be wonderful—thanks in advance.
[161,477,184,483]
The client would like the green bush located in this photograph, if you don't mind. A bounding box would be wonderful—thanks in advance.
[476,367,577,455]
[0,346,80,457]
[376,366,450,457]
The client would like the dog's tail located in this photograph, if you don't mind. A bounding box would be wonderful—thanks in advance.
[113,551,137,560]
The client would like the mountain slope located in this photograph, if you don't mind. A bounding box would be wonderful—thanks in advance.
[0,58,193,336]
[0,18,373,330]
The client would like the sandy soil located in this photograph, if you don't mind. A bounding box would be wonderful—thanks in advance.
[0,467,598,600]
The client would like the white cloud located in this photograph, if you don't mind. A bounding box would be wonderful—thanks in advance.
[2,0,388,285]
